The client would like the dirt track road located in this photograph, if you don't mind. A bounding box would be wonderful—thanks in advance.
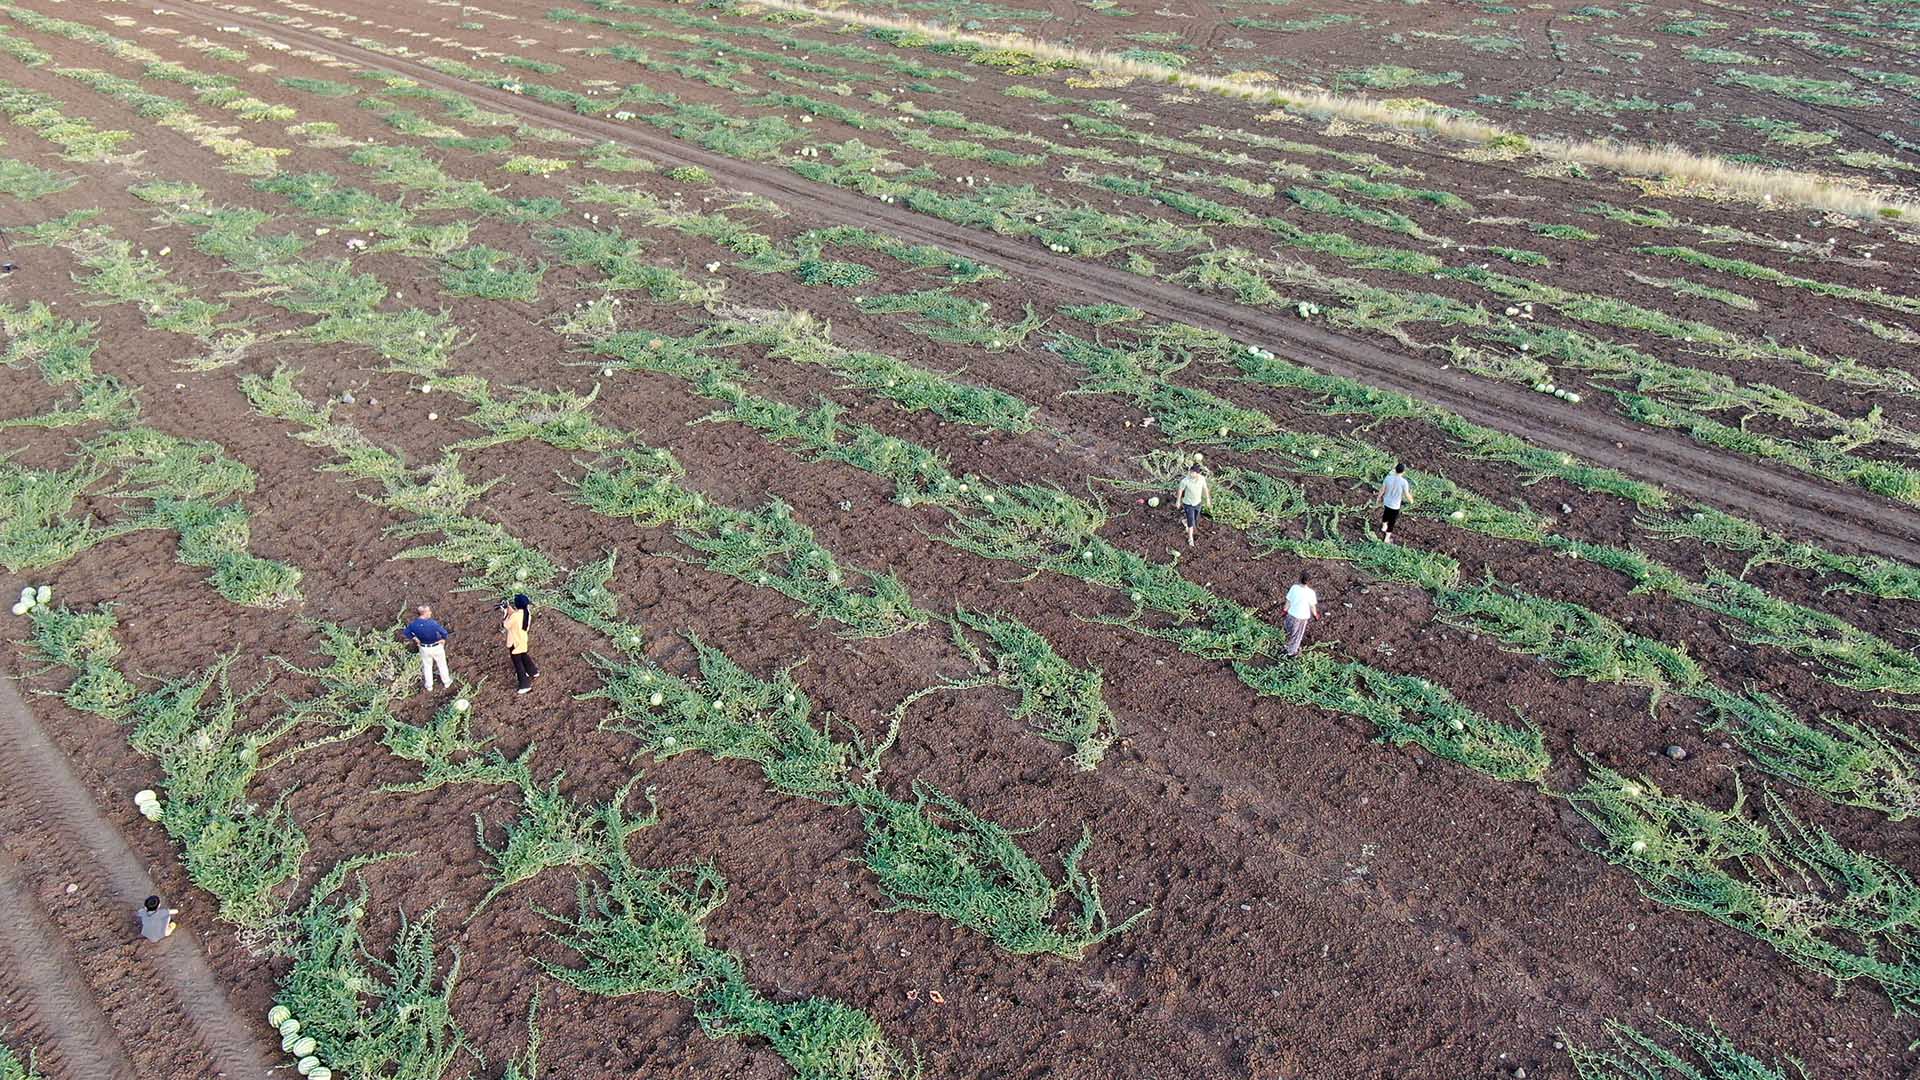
[157,0,1920,565]
[0,678,273,1079]
[0,847,133,1080]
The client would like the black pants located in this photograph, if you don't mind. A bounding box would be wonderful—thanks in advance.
[1382,506,1401,533]
[510,650,538,689]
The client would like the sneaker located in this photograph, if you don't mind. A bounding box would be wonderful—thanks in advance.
[1383,534,1394,545]
[517,686,531,695]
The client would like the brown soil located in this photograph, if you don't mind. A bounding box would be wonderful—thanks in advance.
[824,0,1920,184]
[145,0,1920,564]
[0,4,1915,1080]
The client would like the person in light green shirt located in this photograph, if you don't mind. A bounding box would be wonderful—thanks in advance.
[1175,464,1213,548]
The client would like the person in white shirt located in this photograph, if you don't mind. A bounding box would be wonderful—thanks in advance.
[1378,463,1412,545]
[1280,570,1319,657]
[1175,464,1213,548]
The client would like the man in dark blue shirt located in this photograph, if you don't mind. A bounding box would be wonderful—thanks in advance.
[404,604,453,692]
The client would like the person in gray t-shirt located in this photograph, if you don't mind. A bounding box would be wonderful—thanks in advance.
[137,895,176,942]
[1378,463,1413,545]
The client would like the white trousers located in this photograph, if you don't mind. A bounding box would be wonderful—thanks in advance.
[419,643,451,691]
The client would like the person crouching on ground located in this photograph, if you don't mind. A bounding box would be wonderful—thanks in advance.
[1281,570,1319,657]
[137,895,177,942]
[404,604,453,693]
[502,593,539,694]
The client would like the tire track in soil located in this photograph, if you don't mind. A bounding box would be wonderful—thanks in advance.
[162,0,1920,566]
[0,678,274,1080]
[0,848,135,1080]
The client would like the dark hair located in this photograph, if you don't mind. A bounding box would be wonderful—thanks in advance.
[1298,570,1311,584]
[513,593,532,629]
[144,895,160,911]
[1394,462,1407,474]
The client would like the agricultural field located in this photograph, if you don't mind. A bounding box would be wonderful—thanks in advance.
[0,0,1915,1078]
[817,0,1920,186]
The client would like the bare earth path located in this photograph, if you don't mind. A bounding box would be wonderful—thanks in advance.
[0,848,133,1080]
[155,0,1920,564]
[0,677,274,1080]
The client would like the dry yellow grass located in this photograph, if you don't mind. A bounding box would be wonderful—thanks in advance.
[745,0,1920,221]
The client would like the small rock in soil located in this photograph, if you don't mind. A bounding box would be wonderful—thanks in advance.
[1665,744,1687,761]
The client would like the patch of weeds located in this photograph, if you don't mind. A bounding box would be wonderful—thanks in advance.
[1237,653,1550,782]
[949,608,1116,770]
[1334,65,1463,91]
[0,158,75,200]
[439,245,547,301]
[1565,1018,1809,1080]
[537,847,919,1078]
[475,775,659,913]
[1566,764,1920,1016]
[589,640,861,801]
[277,859,476,1078]
[849,781,1146,958]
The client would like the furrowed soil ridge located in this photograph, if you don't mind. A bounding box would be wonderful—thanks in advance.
[161,0,1920,566]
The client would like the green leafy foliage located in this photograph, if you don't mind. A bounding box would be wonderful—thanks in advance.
[950,608,1116,770]
[1566,1018,1810,1080]
[1567,765,1920,1016]
[124,661,309,930]
[574,450,928,639]
[439,244,547,301]
[1698,686,1920,820]
[0,454,117,571]
[850,781,1147,957]
[539,225,719,303]
[381,697,534,795]
[590,642,859,800]
[475,775,659,913]
[277,860,475,1080]
[0,1035,44,1080]
[27,608,303,930]
[1640,507,1920,600]
[537,847,919,1079]
[0,157,75,200]
[1238,653,1550,781]
[1435,580,1702,708]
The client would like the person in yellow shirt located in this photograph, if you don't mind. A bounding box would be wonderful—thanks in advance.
[502,593,539,694]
